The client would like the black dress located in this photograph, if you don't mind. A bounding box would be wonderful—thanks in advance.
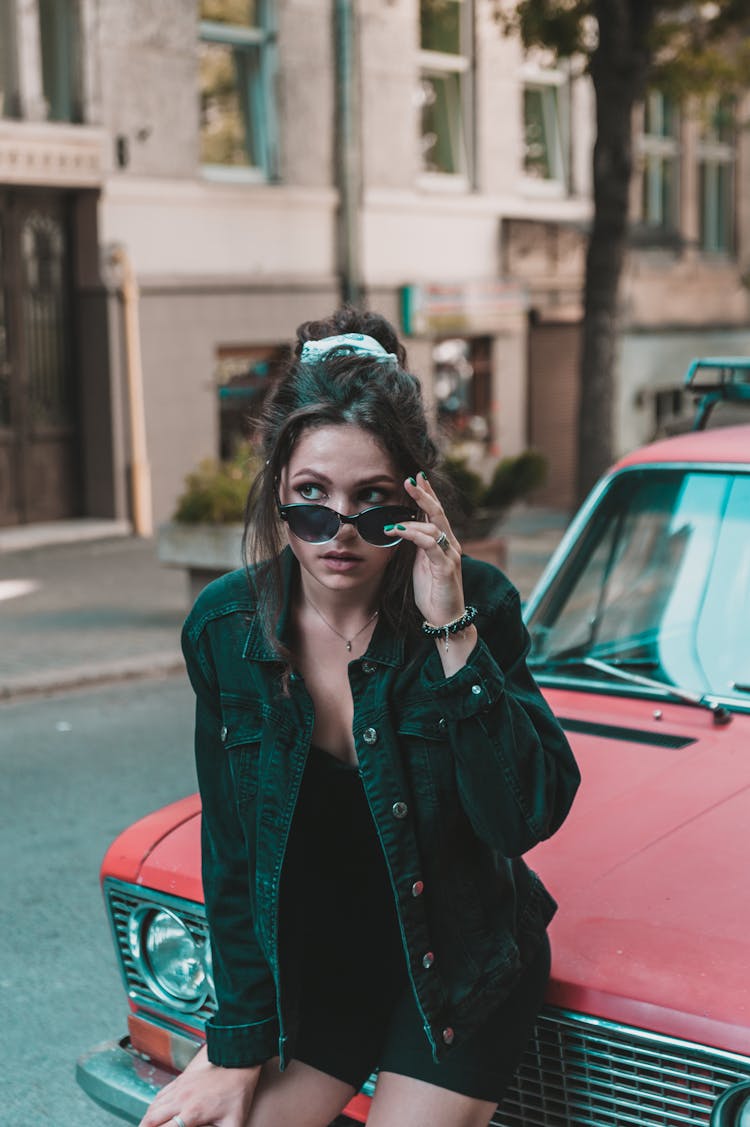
[281,745,550,1104]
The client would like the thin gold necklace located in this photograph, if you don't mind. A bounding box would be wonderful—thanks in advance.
[306,598,378,652]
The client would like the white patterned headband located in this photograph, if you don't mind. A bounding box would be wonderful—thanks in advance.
[300,333,397,364]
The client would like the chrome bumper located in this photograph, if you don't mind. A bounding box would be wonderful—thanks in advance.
[76,1037,177,1124]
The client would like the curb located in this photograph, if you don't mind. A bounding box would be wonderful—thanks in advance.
[0,519,133,555]
[0,651,185,702]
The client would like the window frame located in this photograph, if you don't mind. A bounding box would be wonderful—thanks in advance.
[417,0,474,189]
[696,95,735,257]
[0,1,20,119]
[198,2,278,183]
[519,61,570,198]
[638,90,681,236]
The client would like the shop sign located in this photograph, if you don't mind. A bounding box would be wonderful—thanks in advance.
[401,280,529,336]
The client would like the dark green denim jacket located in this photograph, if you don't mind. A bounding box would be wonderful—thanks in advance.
[181,549,580,1071]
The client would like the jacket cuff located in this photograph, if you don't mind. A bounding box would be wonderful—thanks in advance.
[420,639,506,719]
[205,1014,279,1068]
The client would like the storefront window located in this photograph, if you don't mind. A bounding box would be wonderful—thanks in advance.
[216,343,287,459]
[434,337,491,443]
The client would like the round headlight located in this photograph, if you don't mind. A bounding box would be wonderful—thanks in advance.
[738,1094,750,1127]
[128,905,209,1010]
[711,1079,750,1126]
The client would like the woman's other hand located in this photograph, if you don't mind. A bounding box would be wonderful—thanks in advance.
[138,1044,261,1127]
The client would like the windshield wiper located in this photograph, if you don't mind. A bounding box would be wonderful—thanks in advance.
[580,656,732,725]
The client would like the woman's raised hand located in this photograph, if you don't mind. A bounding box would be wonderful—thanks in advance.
[388,474,466,628]
[388,473,478,676]
[138,1045,261,1127]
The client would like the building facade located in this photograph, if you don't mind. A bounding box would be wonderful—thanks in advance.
[1,0,748,527]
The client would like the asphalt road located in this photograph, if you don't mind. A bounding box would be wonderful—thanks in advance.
[2,675,195,1127]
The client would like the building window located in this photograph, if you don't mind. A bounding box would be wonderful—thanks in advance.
[640,90,680,233]
[418,0,473,179]
[522,68,569,191]
[653,387,686,436]
[39,0,83,122]
[0,2,20,119]
[697,95,734,255]
[199,0,277,178]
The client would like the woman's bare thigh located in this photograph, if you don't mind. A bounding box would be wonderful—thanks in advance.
[365,1071,497,1127]
[246,1057,356,1127]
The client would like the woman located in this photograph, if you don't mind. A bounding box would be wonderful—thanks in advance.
[141,309,580,1127]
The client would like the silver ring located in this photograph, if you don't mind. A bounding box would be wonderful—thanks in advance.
[435,530,450,552]
[172,1116,187,1127]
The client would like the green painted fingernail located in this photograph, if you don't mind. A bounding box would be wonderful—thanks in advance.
[408,476,416,486]
[420,470,428,480]
[383,524,395,531]
[396,524,406,531]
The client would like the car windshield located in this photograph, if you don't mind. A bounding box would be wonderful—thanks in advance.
[527,468,750,707]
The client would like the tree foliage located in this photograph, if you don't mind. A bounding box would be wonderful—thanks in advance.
[492,1,750,503]
[495,0,750,89]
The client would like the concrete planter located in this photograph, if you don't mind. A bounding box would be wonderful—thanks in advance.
[157,521,245,603]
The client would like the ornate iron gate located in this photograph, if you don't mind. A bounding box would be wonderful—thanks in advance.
[0,190,79,526]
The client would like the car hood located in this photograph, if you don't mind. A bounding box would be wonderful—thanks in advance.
[532,688,750,1054]
[106,690,750,1055]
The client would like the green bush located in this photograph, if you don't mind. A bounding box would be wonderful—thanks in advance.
[442,455,485,516]
[173,443,263,524]
[483,450,547,510]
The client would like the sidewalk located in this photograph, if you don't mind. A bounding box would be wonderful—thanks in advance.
[0,507,570,700]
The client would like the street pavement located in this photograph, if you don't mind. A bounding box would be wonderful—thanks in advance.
[0,507,570,700]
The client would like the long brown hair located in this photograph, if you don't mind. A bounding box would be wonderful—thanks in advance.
[243,308,449,666]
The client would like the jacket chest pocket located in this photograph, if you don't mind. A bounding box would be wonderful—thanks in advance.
[221,700,264,813]
[397,708,459,820]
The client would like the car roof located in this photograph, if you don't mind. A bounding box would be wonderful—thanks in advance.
[615,423,750,470]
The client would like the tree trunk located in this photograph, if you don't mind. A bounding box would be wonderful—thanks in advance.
[576,0,654,503]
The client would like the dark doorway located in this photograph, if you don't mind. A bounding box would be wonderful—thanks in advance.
[527,318,581,509]
[0,190,80,525]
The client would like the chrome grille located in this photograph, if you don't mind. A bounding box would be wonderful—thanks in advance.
[104,880,750,1123]
[104,878,216,1030]
[494,1009,750,1127]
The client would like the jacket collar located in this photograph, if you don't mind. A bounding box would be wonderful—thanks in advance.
[242,546,405,668]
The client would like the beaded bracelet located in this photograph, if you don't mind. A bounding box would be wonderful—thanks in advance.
[421,605,478,652]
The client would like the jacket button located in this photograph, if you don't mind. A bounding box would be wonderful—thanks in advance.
[411,880,424,897]
[362,727,378,745]
[361,661,377,674]
[391,801,408,819]
[471,684,482,696]
[442,1026,455,1045]
[437,717,447,733]
[422,951,435,969]
[219,725,228,742]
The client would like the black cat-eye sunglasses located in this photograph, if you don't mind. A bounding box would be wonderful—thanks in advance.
[275,492,417,547]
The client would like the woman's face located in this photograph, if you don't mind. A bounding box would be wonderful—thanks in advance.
[278,424,407,598]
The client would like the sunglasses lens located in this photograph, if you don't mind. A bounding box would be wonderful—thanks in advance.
[285,505,340,543]
[357,506,414,546]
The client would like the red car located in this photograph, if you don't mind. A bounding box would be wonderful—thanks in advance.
[78,360,750,1126]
